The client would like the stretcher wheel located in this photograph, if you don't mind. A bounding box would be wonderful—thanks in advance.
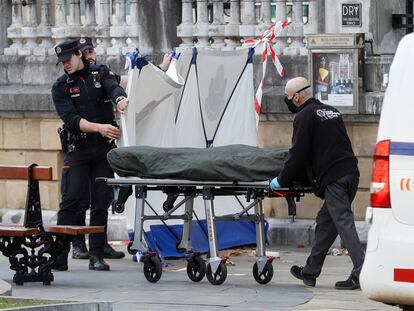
[252,261,273,284]
[206,262,227,285]
[127,241,137,255]
[143,256,162,283]
[186,256,206,282]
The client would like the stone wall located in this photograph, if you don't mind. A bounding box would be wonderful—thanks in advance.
[0,117,62,211]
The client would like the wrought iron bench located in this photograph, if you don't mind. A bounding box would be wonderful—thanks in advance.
[0,164,104,285]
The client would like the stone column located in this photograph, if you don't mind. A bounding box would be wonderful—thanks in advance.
[84,0,97,41]
[138,0,182,54]
[239,0,256,41]
[210,0,226,48]
[20,0,38,55]
[274,0,287,54]
[108,0,127,55]
[256,0,272,46]
[85,0,97,26]
[177,0,194,47]
[51,0,67,47]
[224,0,241,49]
[96,0,111,55]
[66,0,83,39]
[125,0,139,53]
[36,0,53,55]
[284,0,306,55]
[4,0,21,55]
[0,0,12,55]
[194,0,210,47]
[304,0,318,35]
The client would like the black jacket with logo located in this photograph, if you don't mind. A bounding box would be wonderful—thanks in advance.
[277,98,359,197]
[51,61,126,133]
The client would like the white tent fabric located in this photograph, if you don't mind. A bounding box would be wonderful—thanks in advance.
[118,48,258,231]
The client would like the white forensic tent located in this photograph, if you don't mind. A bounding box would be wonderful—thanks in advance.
[118,47,258,235]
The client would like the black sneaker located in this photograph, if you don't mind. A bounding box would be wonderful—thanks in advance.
[103,244,125,259]
[335,275,360,290]
[290,265,316,287]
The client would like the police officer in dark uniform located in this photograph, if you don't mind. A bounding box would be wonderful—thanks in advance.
[68,37,126,261]
[52,39,128,271]
[270,77,365,290]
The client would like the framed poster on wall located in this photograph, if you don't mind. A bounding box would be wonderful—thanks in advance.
[310,49,359,113]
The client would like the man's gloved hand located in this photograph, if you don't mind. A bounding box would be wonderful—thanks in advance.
[270,177,281,190]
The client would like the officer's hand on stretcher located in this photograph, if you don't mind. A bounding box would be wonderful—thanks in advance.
[116,97,129,114]
[270,177,281,190]
[97,124,120,140]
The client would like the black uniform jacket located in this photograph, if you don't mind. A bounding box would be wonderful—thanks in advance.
[51,61,127,133]
[278,98,359,197]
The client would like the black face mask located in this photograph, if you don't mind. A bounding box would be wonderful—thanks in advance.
[284,85,311,114]
[284,96,299,114]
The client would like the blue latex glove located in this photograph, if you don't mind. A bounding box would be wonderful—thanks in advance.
[270,177,281,190]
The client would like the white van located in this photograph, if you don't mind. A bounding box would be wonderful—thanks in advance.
[360,33,414,310]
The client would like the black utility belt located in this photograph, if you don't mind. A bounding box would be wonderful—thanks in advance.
[78,132,105,140]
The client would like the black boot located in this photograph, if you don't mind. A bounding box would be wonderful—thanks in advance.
[72,237,89,259]
[51,246,69,271]
[103,244,125,259]
[290,265,316,287]
[335,275,360,290]
[89,255,110,271]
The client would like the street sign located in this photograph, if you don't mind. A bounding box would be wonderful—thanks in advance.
[342,3,362,27]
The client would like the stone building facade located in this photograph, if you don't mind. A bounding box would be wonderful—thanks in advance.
[0,0,407,221]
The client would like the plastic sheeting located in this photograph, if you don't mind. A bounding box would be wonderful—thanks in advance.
[144,220,269,259]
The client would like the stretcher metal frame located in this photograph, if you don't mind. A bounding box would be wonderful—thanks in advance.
[98,177,311,285]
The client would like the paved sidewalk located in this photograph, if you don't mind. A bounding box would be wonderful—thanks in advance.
[0,246,397,311]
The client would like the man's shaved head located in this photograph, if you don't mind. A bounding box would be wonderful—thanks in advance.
[285,77,310,96]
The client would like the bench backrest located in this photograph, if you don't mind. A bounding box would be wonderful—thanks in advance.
[0,165,52,181]
[0,164,53,228]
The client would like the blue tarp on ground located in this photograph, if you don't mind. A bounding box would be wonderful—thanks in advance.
[138,219,268,259]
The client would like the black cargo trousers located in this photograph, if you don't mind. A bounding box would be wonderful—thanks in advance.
[302,173,365,280]
[57,138,114,257]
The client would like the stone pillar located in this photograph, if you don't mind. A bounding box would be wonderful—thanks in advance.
[256,0,272,42]
[66,0,83,39]
[125,0,139,53]
[177,0,194,47]
[239,0,256,41]
[108,0,127,55]
[224,0,241,49]
[210,0,226,48]
[36,0,53,56]
[51,0,67,47]
[304,0,318,35]
[274,0,287,54]
[0,0,12,55]
[83,0,97,43]
[95,0,111,55]
[194,0,210,47]
[20,0,38,55]
[3,0,18,55]
[284,0,306,55]
[138,0,182,53]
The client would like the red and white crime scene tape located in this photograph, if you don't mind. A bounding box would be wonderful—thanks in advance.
[244,19,288,126]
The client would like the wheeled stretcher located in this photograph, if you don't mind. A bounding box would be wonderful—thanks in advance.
[98,177,311,285]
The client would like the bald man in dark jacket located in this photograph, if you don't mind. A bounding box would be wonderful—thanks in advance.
[270,77,364,290]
